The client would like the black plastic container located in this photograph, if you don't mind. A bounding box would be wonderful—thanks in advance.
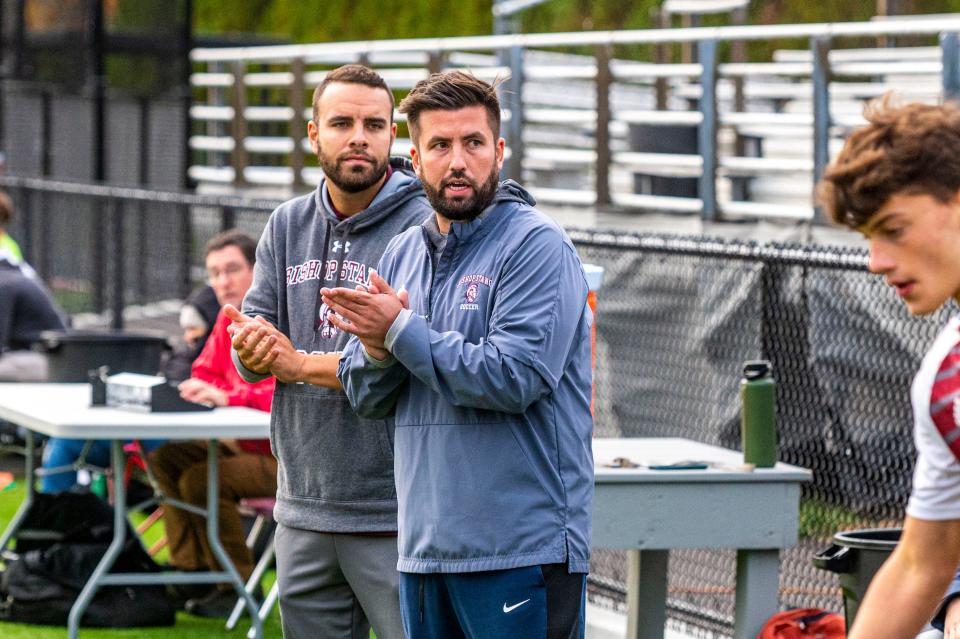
[36,329,169,383]
[812,528,900,630]
[628,123,699,198]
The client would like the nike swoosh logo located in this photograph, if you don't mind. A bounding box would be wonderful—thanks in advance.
[502,599,531,613]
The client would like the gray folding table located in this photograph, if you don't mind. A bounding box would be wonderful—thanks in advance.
[593,437,811,639]
[0,383,271,639]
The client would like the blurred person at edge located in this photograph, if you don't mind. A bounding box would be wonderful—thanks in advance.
[0,190,67,382]
[819,96,960,639]
[0,190,26,269]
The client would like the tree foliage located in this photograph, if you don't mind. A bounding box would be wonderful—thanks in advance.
[192,0,960,59]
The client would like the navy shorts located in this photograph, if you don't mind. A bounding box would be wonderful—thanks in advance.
[399,563,586,639]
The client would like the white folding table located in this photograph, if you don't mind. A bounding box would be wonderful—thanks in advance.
[0,383,271,639]
[593,437,812,639]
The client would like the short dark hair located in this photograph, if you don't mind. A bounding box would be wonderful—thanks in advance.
[818,95,960,228]
[398,71,502,144]
[204,229,256,266]
[312,64,394,123]
[0,191,12,230]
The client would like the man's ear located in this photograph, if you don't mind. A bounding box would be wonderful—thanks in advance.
[495,138,505,171]
[307,120,320,156]
[410,145,421,173]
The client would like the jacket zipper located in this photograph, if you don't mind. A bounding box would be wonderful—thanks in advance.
[427,231,455,323]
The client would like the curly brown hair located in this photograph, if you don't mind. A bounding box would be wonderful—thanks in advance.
[818,95,960,229]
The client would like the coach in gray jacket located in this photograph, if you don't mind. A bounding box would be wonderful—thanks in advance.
[227,65,431,639]
[325,71,594,639]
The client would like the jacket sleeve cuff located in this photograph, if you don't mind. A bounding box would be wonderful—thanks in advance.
[362,344,397,368]
[231,348,272,383]
[385,308,414,352]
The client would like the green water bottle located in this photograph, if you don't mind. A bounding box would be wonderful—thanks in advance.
[740,360,777,468]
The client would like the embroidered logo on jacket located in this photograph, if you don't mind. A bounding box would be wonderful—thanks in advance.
[457,274,492,311]
[317,303,338,339]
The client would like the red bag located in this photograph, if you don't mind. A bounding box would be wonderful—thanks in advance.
[757,608,845,639]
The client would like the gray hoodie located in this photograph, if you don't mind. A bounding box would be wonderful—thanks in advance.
[238,157,433,532]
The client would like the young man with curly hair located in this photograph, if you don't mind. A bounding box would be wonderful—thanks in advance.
[819,97,960,639]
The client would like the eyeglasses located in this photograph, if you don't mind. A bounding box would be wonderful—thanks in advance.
[207,262,247,282]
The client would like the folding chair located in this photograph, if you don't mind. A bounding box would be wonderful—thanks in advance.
[121,441,167,556]
[226,496,277,632]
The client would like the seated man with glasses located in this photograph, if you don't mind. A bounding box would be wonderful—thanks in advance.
[148,229,277,618]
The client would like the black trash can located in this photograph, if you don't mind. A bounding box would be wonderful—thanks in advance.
[36,329,170,383]
[813,528,900,630]
[628,123,700,198]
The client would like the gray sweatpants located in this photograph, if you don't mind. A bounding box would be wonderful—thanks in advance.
[275,523,404,639]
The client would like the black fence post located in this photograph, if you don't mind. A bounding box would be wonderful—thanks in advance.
[179,203,193,299]
[111,199,125,329]
[222,205,236,232]
[92,196,106,314]
[134,200,147,305]
[36,190,50,283]
[811,35,832,224]
[40,90,52,176]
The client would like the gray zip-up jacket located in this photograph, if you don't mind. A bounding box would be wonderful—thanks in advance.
[339,182,594,573]
[237,157,432,532]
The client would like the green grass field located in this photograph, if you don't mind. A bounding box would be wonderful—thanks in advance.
[0,483,286,639]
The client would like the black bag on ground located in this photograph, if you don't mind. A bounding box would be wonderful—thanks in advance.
[0,492,175,627]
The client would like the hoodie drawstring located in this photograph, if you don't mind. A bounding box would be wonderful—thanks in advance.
[314,219,355,333]
[333,227,350,290]
[314,218,333,331]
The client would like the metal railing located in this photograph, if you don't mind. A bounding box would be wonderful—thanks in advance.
[0,175,279,327]
[189,16,960,223]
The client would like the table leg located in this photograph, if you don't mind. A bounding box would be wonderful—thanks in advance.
[204,439,264,639]
[67,439,127,639]
[626,549,669,639]
[733,549,780,639]
[0,429,35,553]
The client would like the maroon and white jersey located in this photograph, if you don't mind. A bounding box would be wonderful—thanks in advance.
[907,316,960,520]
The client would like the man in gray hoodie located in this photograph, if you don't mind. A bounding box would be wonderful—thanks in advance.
[226,65,432,639]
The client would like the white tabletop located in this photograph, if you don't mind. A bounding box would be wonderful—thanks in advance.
[593,437,811,483]
[0,383,270,439]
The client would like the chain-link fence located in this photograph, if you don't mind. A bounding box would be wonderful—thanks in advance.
[1,176,942,635]
[0,176,279,321]
[572,229,948,636]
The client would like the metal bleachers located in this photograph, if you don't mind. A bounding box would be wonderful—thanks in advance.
[189,15,960,224]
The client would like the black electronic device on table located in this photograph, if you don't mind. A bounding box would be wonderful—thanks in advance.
[105,373,214,413]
